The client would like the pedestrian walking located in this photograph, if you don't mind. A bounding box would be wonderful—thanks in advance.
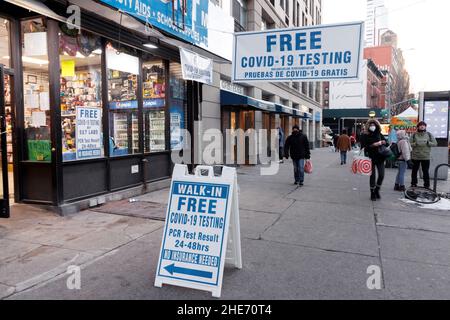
[333,133,340,152]
[336,129,352,165]
[394,130,412,192]
[350,133,357,149]
[284,125,311,186]
[278,126,285,164]
[360,119,387,201]
[410,121,438,189]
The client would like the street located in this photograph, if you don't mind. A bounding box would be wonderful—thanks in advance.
[1,148,450,300]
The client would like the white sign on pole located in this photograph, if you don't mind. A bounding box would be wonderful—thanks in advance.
[76,107,102,160]
[180,48,213,85]
[155,165,242,298]
[232,22,364,83]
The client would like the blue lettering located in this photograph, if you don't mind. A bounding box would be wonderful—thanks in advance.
[266,35,277,52]
[208,200,218,214]
[280,34,292,52]
[241,57,248,68]
[295,32,307,50]
[177,197,187,211]
[310,31,322,49]
[344,51,352,63]
[198,198,207,214]
[314,53,321,65]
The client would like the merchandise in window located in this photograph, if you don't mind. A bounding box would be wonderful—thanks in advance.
[169,63,187,151]
[59,27,103,161]
[143,60,166,153]
[22,18,51,162]
[106,43,140,156]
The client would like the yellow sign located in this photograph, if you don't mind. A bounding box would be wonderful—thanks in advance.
[61,60,75,77]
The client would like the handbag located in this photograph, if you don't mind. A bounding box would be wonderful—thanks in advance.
[304,160,313,174]
[378,144,393,159]
[352,149,372,176]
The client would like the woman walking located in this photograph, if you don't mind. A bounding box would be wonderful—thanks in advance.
[394,130,412,192]
[361,119,387,201]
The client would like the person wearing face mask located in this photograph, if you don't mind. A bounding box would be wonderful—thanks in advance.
[410,121,437,189]
[360,119,387,201]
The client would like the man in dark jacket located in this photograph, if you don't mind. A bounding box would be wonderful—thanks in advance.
[284,125,311,186]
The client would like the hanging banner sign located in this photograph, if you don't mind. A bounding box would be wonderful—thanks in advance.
[232,22,364,83]
[76,107,102,160]
[155,165,242,298]
[180,48,213,85]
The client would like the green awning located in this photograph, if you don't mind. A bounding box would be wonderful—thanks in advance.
[323,109,384,119]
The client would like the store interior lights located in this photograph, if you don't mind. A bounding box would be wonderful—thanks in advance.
[144,43,158,49]
[2,56,49,65]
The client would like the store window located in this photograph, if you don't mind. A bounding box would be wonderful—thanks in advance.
[22,18,51,162]
[0,18,10,68]
[143,59,166,153]
[59,28,103,161]
[106,42,139,156]
[169,62,187,151]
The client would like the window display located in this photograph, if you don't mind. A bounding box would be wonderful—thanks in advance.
[169,62,187,151]
[22,18,51,162]
[0,18,10,68]
[107,43,139,156]
[143,60,166,153]
[60,28,103,161]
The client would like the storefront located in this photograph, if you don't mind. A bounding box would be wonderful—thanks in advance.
[220,90,311,164]
[0,1,199,216]
[323,109,385,139]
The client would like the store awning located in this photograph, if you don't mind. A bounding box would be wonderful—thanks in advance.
[323,108,384,119]
[221,91,312,118]
[69,0,230,64]
[275,104,294,116]
[221,90,277,113]
[5,0,67,23]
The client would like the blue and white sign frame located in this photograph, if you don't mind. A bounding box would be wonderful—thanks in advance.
[155,165,242,298]
[232,21,364,83]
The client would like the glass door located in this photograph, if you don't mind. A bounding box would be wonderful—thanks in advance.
[0,65,10,218]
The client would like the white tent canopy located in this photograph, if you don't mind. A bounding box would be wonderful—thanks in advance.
[395,107,418,119]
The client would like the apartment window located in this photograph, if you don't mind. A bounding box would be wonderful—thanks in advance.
[233,0,247,31]
[302,82,307,95]
[308,82,314,98]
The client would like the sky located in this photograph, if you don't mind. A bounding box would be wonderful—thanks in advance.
[322,0,450,93]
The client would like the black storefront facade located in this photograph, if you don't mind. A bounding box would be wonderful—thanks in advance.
[0,1,204,217]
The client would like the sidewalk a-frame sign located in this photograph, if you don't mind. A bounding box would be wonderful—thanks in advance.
[155,164,242,298]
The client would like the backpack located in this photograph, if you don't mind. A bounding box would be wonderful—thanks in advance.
[390,142,402,160]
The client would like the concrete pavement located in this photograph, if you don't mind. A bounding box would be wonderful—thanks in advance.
[1,148,450,300]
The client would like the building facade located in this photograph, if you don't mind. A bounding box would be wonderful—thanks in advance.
[365,0,389,47]
[364,33,411,108]
[0,0,324,215]
[328,59,384,110]
[205,0,324,157]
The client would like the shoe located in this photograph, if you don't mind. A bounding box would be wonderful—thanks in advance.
[375,187,381,199]
[371,190,377,201]
[410,184,418,188]
[299,182,304,186]
[394,184,400,191]
[294,182,299,185]
[399,186,406,192]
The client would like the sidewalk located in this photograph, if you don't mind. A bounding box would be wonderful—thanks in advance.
[1,148,450,300]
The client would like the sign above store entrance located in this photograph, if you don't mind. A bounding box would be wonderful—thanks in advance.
[99,0,234,60]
